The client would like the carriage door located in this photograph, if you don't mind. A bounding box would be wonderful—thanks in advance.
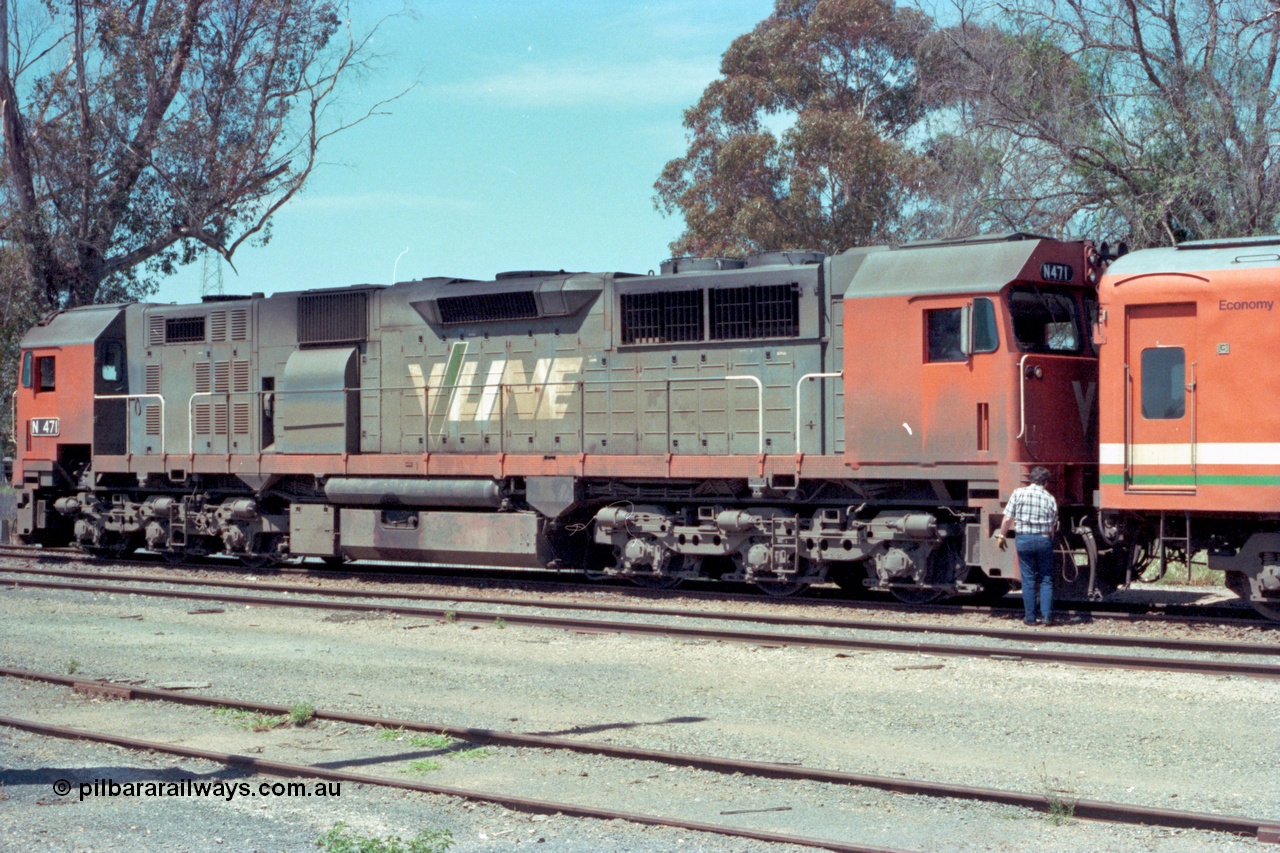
[1125,303,1196,492]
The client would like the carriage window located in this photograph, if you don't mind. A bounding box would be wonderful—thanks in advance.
[20,351,31,388]
[1141,347,1185,419]
[1008,286,1083,353]
[926,308,965,362]
[36,356,55,391]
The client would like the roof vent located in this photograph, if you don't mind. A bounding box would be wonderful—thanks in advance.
[746,250,824,268]
[660,257,746,275]
[495,269,569,280]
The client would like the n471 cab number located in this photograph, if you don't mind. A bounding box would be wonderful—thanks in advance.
[30,418,59,437]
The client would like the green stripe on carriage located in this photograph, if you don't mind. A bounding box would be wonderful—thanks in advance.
[1100,473,1280,486]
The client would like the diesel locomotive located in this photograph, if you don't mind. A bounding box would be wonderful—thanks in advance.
[14,231,1276,619]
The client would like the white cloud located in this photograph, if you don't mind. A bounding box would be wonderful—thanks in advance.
[439,57,719,109]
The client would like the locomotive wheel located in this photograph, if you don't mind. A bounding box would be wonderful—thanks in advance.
[829,561,874,597]
[973,575,1013,602]
[889,539,962,605]
[630,575,682,590]
[79,533,131,561]
[1226,570,1280,621]
[755,580,809,597]
[890,587,945,605]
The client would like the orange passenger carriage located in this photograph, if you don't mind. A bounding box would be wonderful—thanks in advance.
[1096,236,1280,618]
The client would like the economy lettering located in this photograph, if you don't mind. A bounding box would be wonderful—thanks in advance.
[1219,300,1274,311]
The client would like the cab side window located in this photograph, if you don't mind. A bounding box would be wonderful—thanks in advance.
[926,308,965,362]
[20,351,31,388]
[36,356,55,392]
[100,341,124,383]
[973,298,999,352]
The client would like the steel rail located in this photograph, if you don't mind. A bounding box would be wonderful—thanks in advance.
[0,713,907,853]
[4,666,1278,842]
[0,543,1264,625]
[5,575,1280,679]
[1,564,1276,658]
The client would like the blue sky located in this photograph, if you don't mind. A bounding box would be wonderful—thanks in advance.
[157,1,777,304]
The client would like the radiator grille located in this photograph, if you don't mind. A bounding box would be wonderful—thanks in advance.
[620,290,703,345]
[145,364,162,394]
[298,292,367,345]
[214,403,228,435]
[212,361,230,394]
[165,316,205,343]
[437,291,539,324]
[232,360,250,393]
[194,362,211,394]
[194,404,211,435]
[145,405,161,436]
[147,316,165,346]
[709,283,800,340]
[209,311,227,342]
[232,402,250,435]
[230,309,248,340]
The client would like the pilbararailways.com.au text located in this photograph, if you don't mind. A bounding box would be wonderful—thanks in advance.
[56,778,341,802]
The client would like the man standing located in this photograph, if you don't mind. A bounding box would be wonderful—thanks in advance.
[994,467,1058,626]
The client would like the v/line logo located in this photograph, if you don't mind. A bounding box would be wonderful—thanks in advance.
[407,344,584,426]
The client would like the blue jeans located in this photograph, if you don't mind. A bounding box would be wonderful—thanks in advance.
[1016,534,1055,623]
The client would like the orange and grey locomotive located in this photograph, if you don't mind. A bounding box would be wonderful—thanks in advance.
[13,234,1120,606]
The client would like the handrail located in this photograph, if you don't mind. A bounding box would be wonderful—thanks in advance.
[1123,363,1132,485]
[1188,361,1197,480]
[94,393,166,455]
[794,372,842,455]
[1016,354,1030,440]
[724,375,764,454]
[180,373,771,456]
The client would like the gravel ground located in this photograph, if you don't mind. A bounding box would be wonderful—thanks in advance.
[0,580,1277,852]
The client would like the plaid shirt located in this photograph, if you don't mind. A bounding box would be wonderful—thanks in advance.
[1003,484,1058,535]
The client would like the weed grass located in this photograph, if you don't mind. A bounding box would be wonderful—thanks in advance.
[212,704,314,732]
[317,821,453,853]
[404,758,443,774]
[1146,553,1223,587]
[1038,764,1079,826]
[288,702,315,726]
[376,728,453,749]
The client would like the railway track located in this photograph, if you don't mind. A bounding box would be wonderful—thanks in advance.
[0,562,1275,659]
[0,543,1265,626]
[4,665,1278,847]
[4,569,1279,679]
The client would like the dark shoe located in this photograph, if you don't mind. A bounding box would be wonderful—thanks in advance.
[1023,619,1036,627]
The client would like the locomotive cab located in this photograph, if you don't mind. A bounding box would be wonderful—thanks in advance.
[12,304,128,545]
[841,234,1104,600]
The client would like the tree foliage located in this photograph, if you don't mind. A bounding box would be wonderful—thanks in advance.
[655,0,933,257]
[919,0,1280,246]
[0,0,406,307]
